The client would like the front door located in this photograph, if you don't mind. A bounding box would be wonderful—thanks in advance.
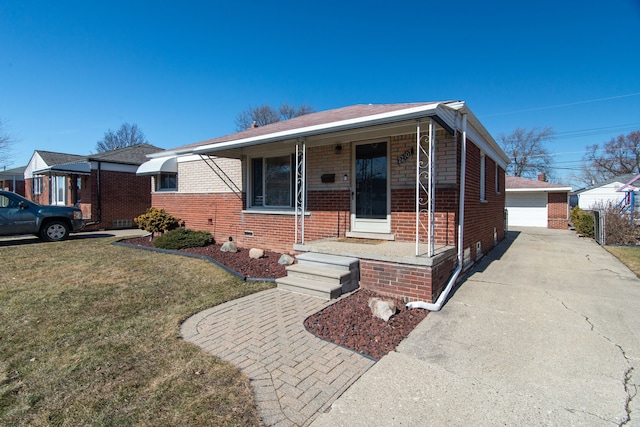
[351,141,390,234]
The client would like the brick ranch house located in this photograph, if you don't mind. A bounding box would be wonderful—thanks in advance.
[24,144,164,231]
[0,166,26,196]
[138,101,510,307]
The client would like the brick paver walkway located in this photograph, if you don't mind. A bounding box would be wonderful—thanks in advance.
[180,288,375,426]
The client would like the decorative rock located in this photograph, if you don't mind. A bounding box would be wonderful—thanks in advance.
[249,248,265,259]
[220,241,238,253]
[368,297,397,322]
[278,254,295,265]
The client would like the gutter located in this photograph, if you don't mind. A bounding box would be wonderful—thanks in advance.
[407,113,467,312]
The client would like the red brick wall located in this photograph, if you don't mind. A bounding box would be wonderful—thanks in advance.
[152,190,352,253]
[25,177,51,205]
[1,180,25,195]
[82,170,153,231]
[462,138,506,264]
[390,188,457,246]
[359,253,457,303]
[548,192,569,229]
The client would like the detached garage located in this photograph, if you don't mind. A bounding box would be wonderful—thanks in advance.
[506,175,572,229]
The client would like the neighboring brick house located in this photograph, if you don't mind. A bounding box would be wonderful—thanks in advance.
[24,144,164,231]
[505,175,572,229]
[138,102,510,306]
[0,166,26,195]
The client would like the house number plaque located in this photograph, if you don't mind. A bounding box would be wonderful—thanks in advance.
[397,147,414,165]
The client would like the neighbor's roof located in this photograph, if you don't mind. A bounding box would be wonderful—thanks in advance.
[87,143,164,165]
[33,144,165,175]
[505,176,572,192]
[36,150,86,166]
[148,101,510,168]
[575,173,638,194]
[0,165,26,178]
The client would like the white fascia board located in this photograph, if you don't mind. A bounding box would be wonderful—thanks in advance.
[189,103,443,155]
[506,187,572,193]
[443,102,510,169]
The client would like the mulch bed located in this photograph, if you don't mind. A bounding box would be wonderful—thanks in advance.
[304,289,428,360]
[120,235,287,279]
[120,235,429,360]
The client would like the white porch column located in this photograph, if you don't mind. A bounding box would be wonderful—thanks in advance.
[415,119,436,257]
[294,139,306,244]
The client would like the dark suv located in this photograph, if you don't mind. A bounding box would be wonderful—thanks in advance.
[0,190,85,241]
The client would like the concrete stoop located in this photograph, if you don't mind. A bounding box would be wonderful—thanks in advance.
[276,252,360,299]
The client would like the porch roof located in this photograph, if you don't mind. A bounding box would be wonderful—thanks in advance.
[34,161,92,175]
[149,101,510,169]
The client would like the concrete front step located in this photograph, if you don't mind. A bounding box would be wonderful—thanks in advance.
[296,252,359,271]
[276,252,361,299]
[276,276,342,299]
[285,264,351,285]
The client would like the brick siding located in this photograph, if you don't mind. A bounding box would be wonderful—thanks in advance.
[547,192,569,229]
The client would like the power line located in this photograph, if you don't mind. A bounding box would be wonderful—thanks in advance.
[482,92,640,118]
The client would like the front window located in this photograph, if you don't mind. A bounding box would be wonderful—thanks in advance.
[251,155,293,208]
[33,176,43,195]
[156,173,177,191]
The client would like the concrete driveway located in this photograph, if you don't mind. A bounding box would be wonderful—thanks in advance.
[312,227,640,426]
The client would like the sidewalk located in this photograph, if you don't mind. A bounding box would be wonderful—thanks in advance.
[181,288,374,426]
[311,228,640,426]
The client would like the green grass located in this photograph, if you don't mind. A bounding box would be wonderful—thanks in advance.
[0,236,273,426]
[606,245,640,278]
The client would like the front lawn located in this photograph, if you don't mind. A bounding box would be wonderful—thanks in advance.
[0,236,273,426]
[605,245,640,278]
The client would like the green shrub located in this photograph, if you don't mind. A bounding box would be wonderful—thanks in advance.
[571,206,595,238]
[153,228,214,250]
[135,207,181,237]
[570,206,582,225]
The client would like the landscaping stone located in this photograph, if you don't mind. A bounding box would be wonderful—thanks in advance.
[220,241,238,253]
[277,254,295,265]
[249,248,265,259]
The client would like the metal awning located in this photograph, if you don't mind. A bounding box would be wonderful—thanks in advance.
[34,162,91,175]
[136,157,177,176]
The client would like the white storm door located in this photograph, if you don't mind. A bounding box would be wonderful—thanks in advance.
[351,141,391,233]
[52,176,67,205]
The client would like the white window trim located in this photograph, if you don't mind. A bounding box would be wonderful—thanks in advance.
[154,173,178,192]
[248,152,295,209]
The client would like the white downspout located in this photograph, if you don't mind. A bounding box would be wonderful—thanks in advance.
[407,113,467,312]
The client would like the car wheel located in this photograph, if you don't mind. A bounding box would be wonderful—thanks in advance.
[40,221,70,242]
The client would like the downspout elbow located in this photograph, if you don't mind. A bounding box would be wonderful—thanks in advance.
[406,261,462,312]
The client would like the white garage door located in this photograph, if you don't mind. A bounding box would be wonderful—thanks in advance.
[506,192,547,227]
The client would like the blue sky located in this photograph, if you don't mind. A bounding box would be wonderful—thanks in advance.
[1,0,639,187]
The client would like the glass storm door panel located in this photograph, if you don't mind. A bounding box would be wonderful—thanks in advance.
[351,141,390,233]
[53,176,67,205]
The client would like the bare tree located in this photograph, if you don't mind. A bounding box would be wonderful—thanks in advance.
[96,122,149,152]
[580,130,640,184]
[498,127,555,178]
[0,118,14,167]
[235,103,315,131]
